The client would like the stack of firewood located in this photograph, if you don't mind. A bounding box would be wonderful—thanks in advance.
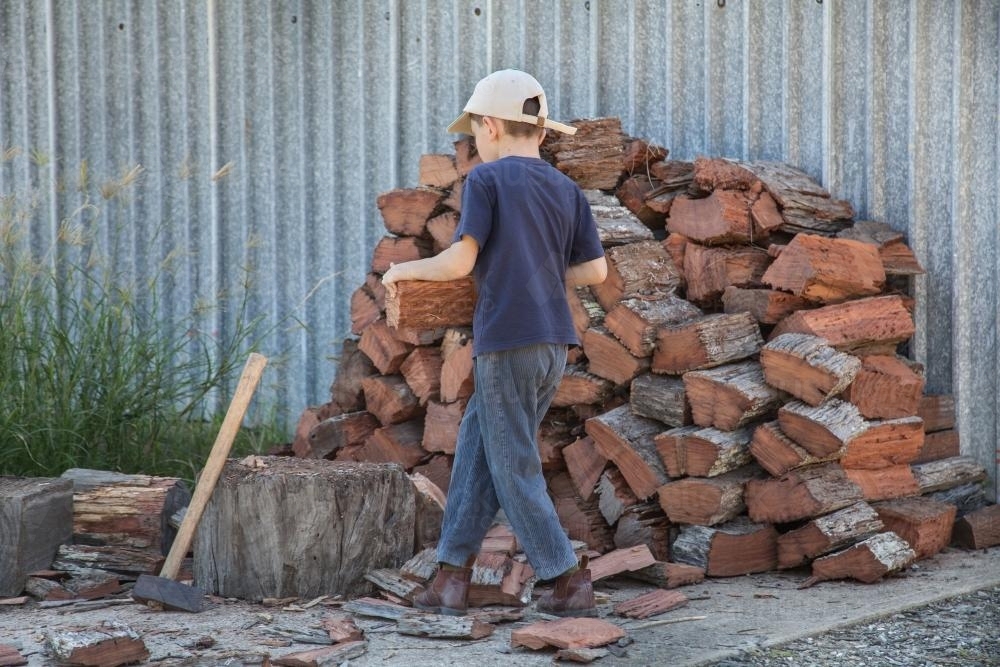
[294,116,998,588]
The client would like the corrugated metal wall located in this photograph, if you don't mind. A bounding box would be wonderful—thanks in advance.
[1,1,997,497]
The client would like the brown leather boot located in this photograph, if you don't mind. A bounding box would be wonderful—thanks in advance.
[412,561,473,616]
[536,555,598,617]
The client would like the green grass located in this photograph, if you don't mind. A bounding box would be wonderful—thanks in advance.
[0,157,285,481]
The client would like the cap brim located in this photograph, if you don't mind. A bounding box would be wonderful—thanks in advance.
[447,112,473,135]
[542,118,577,135]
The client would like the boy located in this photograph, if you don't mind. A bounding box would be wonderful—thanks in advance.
[381,69,607,617]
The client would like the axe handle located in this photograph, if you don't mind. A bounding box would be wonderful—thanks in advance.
[159,352,268,580]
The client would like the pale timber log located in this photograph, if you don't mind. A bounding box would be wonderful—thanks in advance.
[684,361,783,431]
[585,405,670,500]
[759,333,861,406]
[745,463,864,523]
[777,501,883,569]
[652,312,764,375]
[671,517,778,577]
[808,532,915,584]
[777,399,869,458]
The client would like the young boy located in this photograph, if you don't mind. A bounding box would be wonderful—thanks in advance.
[381,69,607,617]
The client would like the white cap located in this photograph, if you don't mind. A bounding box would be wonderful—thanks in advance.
[446,69,577,135]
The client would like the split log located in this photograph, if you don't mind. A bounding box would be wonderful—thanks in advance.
[590,240,680,311]
[739,161,854,235]
[299,411,379,460]
[658,465,762,526]
[912,456,988,494]
[358,420,428,470]
[777,399,869,458]
[917,394,955,433]
[654,425,702,478]
[46,622,149,667]
[614,589,688,619]
[553,365,615,408]
[596,468,639,525]
[649,160,694,189]
[376,188,443,236]
[683,243,771,307]
[0,477,73,597]
[684,361,783,431]
[874,497,956,559]
[951,505,1000,550]
[511,618,626,651]
[400,347,443,405]
[385,277,476,330]
[481,524,518,555]
[342,596,412,621]
[761,233,885,303]
[587,545,657,581]
[840,417,924,469]
[837,220,925,275]
[769,294,915,355]
[745,463,864,523]
[662,233,689,289]
[412,455,453,495]
[195,458,415,600]
[623,138,669,175]
[329,339,377,412]
[750,189,785,236]
[808,532,915,584]
[653,312,763,375]
[537,420,575,471]
[363,569,424,601]
[604,295,703,357]
[668,191,755,245]
[358,319,413,375]
[613,503,672,562]
[568,287,605,341]
[361,375,423,425]
[749,421,839,477]
[913,430,960,464]
[548,472,616,553]
[842,354,925,419]
[426,211,459,253]
[453,136,481,176]
[616,175,668,228]
[681,427,755,478]
[321,613,363,643]
[626,561,705,588]
[421,400,465,455]
[843,465,919,502]
[350,284,381,335]
[671,517,778,577]
[439,328,474,402]
[585,405,670,500]
[24,576,74,601]
[393,325,446,347]
[562,437,608,501]
[51,545,162,580]
[927,483,991,518]
[371,236,432,274]
[401,547,438,583]
[582,326,650,386]
[418,154,459,189]
[410,473,445,549]
[397,613,494,640]
[543,117,627,191]
[588,191,656,246]
[469,552,534,607]
[629,373,691,429]
[272,641,367,666]
[722,286,810,325]
[759,333,861,406]
[692,157,759,192]
[777,501,883,569]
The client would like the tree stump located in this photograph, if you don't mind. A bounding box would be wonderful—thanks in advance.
[194,457,415,600]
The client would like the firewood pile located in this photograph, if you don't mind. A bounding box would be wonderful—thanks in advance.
[295,116,998,588]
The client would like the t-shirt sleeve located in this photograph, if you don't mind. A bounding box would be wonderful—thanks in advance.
[569,189,604,264]
[453,170,494,248]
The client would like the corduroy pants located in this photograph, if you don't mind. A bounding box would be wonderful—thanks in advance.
[435,343,578,580]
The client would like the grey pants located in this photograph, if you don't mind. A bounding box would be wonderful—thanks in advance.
[435,343,578,580]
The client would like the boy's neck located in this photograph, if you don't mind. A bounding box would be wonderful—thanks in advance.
[495,134,542,160]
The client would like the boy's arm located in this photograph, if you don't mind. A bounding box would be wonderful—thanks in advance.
[566,255,608,288]
[381,235,479,296]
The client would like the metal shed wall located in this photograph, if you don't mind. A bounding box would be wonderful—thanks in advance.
[1,1,997,497]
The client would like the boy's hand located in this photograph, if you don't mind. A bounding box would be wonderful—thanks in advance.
[381,263,403,297]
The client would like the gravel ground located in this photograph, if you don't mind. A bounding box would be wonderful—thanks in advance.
[708,585,1000,667]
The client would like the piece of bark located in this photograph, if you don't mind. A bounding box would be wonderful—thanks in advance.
[761,233,885,303]
[0,477,73,597]
[841,464,919,502]
[843,354,925,419]
[46,622,149,667]
[668,191,756,245]
[840,417,925,469]
[913,430,960,464]
[769,294,915,355]
[604,295,703,358]
[583,326,650,386]
[553,365,615,408]
[911,456,988,494]
[927,483,991,518]
[426,211,459,253]
[371,236,432,274]
[363,569,424,602]
[683,243,771,307]
[343,596,413,620]
[299,411,379,460]
[808,532,915,584]
[554,646,609,664]
[653,312,763,375]
[613,502,671,562]
[358,420,428,470]
[548,472,617,553]
[400,347,443,406]
[377,188,443,236]
[591,240,680,311]
[837,220,925,275]
[777,399,869,458]
[654,425,703,478]
[0,644,26,667]
[760,333,862,406]
[272,641,367,667]
[749,420,839,477]
[330,339,377,411]
[777,501,883,569]
[562,437,608,501]
[658,465,762,526]
[671,517,778,577]
[412,455,453,496]
[385,277,477,330]
[25,576,75,601]
[682,427,755,478]
[684,361,783,431]
[511,617,626,651]
[358,319,413,375]
[421,400,465,455]
[418,154,459,189]
[627,561,705,588]
[917,395,955,434]
[397,613,494,640]
[614,589,688,619]
[629,373,691,429]
[361,375,423,425]
[595,468,639,525]
[585,405,670,500]
[951,505,1000,550]
[587,545,657,582]
[746,463,864,523]
[874,497,957,559]
[722,286,810,325]
[439,328,474,403]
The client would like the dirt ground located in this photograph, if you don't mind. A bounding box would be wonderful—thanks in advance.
[2,546,999,666]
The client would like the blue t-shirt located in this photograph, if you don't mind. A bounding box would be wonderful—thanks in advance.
[454,156,604,356]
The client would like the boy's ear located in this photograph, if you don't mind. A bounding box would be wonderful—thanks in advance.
[482,115,502,139]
